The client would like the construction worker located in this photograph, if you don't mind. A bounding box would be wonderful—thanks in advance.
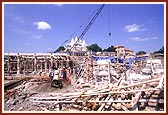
[62,67,67,81]
[49,66,63,89]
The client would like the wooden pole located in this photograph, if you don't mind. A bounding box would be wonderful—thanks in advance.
[98,94,111,111]
[7,53,10,75]
[50,55,53,68]
[31,98,164,104]
[108,61,111,84]
[17,53,20,74]
[131,84,146,110]
[112,77,161,91]
[34,54,37,72]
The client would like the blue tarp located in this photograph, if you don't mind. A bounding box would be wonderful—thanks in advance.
[92,56,115,62]
[118,58,124,63]
[110,58,116,63]
[91,55,146,63]
[118,58,135,69]
[92,56,147,70]
[92,56,137,70]
[93,56,147,70]
[126,58,134,64]
[126,58,133,69]
[92,56,135,64]
[135,57,147,61]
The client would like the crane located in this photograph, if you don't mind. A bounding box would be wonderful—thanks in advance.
[67,4,105,52]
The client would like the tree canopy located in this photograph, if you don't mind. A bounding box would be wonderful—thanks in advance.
[153,46,164,54]
[87,44,102,52]
[136,51,147,55]
[54,46,65,52]
[54,44,164,55]
[103,45,116,52]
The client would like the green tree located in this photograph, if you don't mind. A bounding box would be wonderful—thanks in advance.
[103,45,116,52]
[153,46,164,54]
[87,44,102,52]
[136,51,147,55]
[54,46,65,52]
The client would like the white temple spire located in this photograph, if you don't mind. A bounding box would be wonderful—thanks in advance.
[66,37,87,52]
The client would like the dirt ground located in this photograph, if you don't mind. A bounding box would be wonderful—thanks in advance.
[4,76,80,111]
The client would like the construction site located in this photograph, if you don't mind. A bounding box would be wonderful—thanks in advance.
[3,51,165,112]
[3,4,165,112]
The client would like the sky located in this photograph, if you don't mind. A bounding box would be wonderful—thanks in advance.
[3,3,165,53]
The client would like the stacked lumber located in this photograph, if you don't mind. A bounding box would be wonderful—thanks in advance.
[30,75,164,111]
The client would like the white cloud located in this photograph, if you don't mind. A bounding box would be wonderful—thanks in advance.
[34,21,51,30]
[147,17,159,24]
[13,17,20,21]
[15,28,44,40]
[124,24,147,32]
[150,37,158,40]
[13,16,25,23]
[15,28,32,35]
[130,37,148,41]
[32,35,43,39]
[130,36,158,42]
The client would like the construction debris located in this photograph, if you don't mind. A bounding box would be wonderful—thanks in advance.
[3,53,165,112]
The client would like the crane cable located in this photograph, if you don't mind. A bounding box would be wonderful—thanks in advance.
[68,4,105,52]
[62,5,100,47]
[107,5,112,37]
[70,6,100,38]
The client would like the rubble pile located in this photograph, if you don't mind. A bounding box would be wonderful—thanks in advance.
[3,55,165,112]
[4,78,76,111]
[30,74,164,111]
[4,72,164,111]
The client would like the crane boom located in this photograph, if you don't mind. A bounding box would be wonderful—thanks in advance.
[68,4,105,52]
[78,4,105,40]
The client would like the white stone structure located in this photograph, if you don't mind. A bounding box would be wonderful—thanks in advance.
[66,37,88,52]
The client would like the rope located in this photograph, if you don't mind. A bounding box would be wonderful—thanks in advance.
[107,5,112,38]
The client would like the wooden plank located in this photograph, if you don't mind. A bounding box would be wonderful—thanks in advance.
[112,77,161,91]
[98,94,111,111]
[139,99,164,103]
[31,88,162,102]
[31,99,133,103]
[121,105,129,111]
[131,84,146,110]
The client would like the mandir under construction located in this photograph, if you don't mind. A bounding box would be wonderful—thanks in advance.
[3,4,165,112]
[3,49,165,112]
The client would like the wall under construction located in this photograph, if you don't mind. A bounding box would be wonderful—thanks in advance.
[4,53,74,76]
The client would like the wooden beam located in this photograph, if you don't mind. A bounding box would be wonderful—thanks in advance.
[98,94,111,111]
[131,84,146,110]
[112,77,161,91]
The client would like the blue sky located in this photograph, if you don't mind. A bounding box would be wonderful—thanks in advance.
[3,3,165,53]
